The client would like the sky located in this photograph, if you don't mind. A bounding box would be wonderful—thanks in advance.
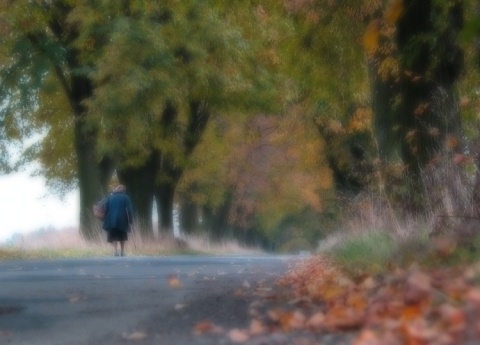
[0,170,79,242]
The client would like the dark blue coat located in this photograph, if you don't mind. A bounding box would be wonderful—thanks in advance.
[102,191,133,233]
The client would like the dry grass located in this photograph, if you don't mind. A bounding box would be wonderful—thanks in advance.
[0,227,262,261]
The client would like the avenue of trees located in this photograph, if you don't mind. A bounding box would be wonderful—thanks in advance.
[1,0,480,250]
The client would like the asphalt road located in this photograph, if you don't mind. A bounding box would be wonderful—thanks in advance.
[0,255,296,345]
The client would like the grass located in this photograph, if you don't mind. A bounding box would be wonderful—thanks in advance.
[326,231,396,274]
[324,224,480,277]
[0,228,262,261]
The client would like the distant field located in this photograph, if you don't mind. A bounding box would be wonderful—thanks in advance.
[0,228,262,260]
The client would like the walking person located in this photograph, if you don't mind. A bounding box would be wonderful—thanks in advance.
[102,184,134,256]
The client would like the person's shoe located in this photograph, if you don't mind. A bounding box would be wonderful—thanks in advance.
[114,252,119,256]
[121,252,126,257]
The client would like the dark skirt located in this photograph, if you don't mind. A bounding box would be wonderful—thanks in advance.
[107,230,128,243]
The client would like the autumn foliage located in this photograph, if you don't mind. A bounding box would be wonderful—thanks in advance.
[195,255,480,344]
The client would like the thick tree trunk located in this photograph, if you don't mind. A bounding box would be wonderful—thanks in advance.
[368,61,400,161]
[179,199,198,234]
[394,0,464,213]
[204,191,234,241]
[153,100,211,235]
[75,116,104,240]
[69,69,104,240]
[396,0,463,169]
[155,183,176,234]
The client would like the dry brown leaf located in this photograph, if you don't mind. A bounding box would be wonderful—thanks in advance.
[466,287,480,306]
[234,288,246,297]
[288,310,306,330]
[249,319,267,335]
[360,276,377,290]
[174,303,188,311]
[122,331,148,341]
[432,237,457,258]
[438,304,466,333]
[267,308,282,322]
[346,291,367,312]
[401,320,437,345]
[0,330,11,337]
[446,136,459,149]
[400,303,425,321]
[228,328,250,343]
[453,154,470,165]
[306,312,325,330]
[404,270,431,304]
[167,275,181,289]
[414,102,429,116]
[353,329,382,345]
[193,320,223,335]
[325,306,365,331]
[428,128,440,137]
[68,293,87,303]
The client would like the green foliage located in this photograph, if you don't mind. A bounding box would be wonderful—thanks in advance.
[329,231,396,273]
[0,1,79,193]
[78,0,290,169]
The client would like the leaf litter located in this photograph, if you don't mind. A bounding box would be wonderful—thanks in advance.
[194,255,480,344]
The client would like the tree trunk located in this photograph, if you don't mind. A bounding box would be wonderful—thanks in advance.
[154,99,211,235]
[180,199,198,234]
[396,0,464,169]
[69,64,104,240]
[204,191,234,241]
[368,61,401,161]
[74,116,104,240]
[394,0,464,212]
[155,182,176,234]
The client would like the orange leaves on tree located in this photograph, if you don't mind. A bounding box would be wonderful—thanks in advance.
[363,19,381,56]
[384,0,404,24]
[414,102,430,116]
[405,130,416,144]
[446,135,459,150]
[347,106,372,134]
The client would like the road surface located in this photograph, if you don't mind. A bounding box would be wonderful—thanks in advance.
[0,255,296,345]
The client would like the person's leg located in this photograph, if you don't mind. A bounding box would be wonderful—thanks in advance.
[113,241,119,256]
[120,241,125,256]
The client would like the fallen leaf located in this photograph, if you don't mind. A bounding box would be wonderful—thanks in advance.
[438,304,465,333]
[174,303,188,310]
[168,275,181,289]
[234,289,246,297]
[228,329,250,343]
[193,320,223,335]
[414,102,429,116]
[68,293,87,303]
[404,270,431,304]
[401,319,437,345]
[360,276,377,290]
[453,154,470,165]
[353,329,381,345]
[306,312,325,330]
[249,319,267,335]
[122,331,148,341]
[287,310,306,330]
[325,307,365,331]
[466,287,480,306]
